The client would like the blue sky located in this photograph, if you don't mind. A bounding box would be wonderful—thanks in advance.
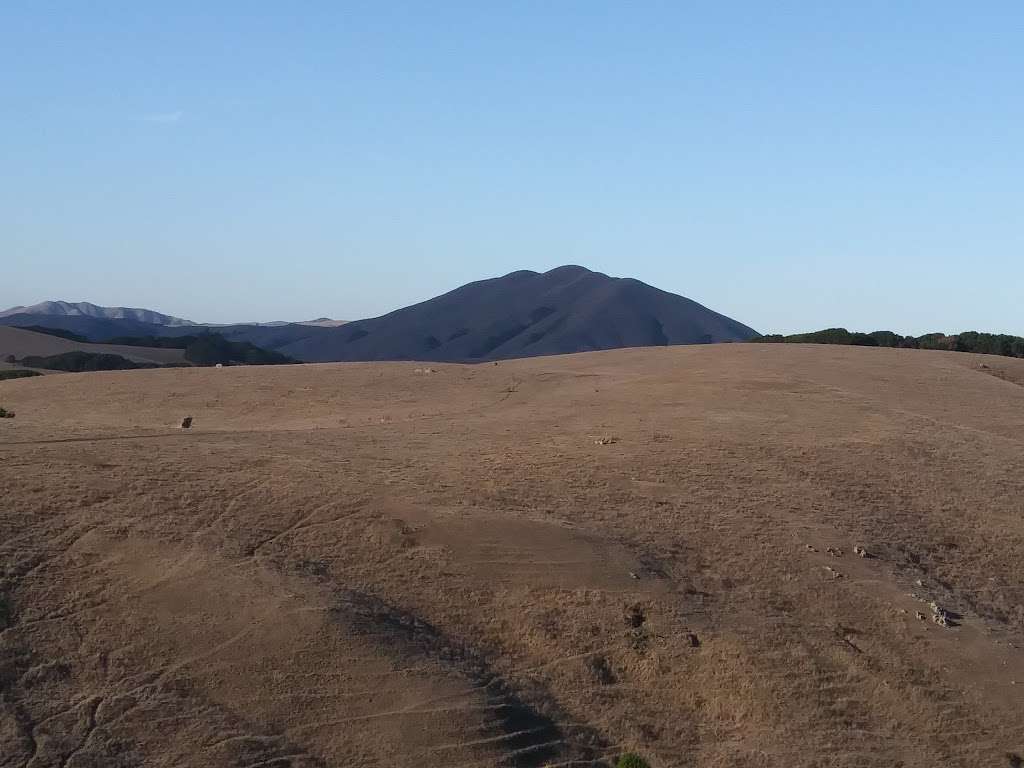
[2,2,1021,333]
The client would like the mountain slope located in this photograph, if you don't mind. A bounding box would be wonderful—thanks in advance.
[0,301,196,326]
[282,265,758,362]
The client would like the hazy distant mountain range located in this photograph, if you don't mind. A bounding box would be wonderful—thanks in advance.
[0,266,758,362]
[0,300,198,327]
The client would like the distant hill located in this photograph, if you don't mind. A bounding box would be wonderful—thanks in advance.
[0,326,187,366]
[1,267,757,362]
[0,301,197,327]
[280,265,759,362]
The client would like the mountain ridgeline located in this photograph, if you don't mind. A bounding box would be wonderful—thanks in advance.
[755,328,1024,359]
[283,266,759,362]
[1,267,759,362]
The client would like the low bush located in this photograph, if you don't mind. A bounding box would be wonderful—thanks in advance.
[0,407,15,418]
[0,370,42,381]
[616,754,651,768]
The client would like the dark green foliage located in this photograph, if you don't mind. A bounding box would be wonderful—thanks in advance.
[0,370,42,381]
[19,351,154,371]
[102,335,194,348]
[0,407,14,418]
[92,332,293,366]
[752,328,1024,359]
[617,754,651,768]
[183,334,295,366]
[14,325,90,343]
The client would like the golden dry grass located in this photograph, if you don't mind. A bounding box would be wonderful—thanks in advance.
[1,344,1023,767]
[0,326,186,366]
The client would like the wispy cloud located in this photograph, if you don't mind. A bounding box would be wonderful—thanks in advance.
[140,110,183,124]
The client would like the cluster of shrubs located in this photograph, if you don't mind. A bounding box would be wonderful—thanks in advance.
[0,407,15,418]
[754,328,1024,358]
[180,334,294,366]
[0,369,42,381]
[102,333,294,365]
[19,351,156,372]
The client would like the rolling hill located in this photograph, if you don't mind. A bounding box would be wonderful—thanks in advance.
[0,326,187,366]
[1,344,1022,766]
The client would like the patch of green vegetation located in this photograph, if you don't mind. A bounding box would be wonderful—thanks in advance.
[0,407,14,418]
[616,754,651,768]
[183,334,295,366]
[102,335,194,349]
[104,332,295,366]
[19,351,155,372]
[0,369,42,381]
[14,325,90,343]
[753,328,1024,359]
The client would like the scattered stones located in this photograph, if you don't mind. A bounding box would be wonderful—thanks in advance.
[930,601,951,628]
[413,367,437,374]
[825,566,843,579]
[826,546,843,557]
[916,611,928,621]
[853,545,869,558]
[180,416,193,429]
[595,436,618,445]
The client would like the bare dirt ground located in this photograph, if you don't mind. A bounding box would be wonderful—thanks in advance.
[0,327,186,367]
[1,344,1023,768]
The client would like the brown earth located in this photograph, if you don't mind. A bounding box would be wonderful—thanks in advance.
[0,327,186,367]
[1,344,1023,768]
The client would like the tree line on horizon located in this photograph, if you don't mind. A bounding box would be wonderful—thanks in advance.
[753,328,1024,358]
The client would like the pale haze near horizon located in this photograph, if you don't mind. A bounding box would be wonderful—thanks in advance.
[2,3,1021,335]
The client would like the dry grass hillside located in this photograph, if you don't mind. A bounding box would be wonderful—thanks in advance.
[0,327,186,366]
[1,344,1023,768]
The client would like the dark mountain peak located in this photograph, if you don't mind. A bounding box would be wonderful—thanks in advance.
[542,264,595,278]
[282,266,758,362]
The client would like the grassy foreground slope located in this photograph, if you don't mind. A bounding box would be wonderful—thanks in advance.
[1,344,1023,767]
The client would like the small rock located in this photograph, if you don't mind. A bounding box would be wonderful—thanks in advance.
[853,545,869,558]
[595,436,618,445]
[930,602,951,628]
[686,632,700,648]
[805,544,817,552]
[825,566,843,579]
[915,579,924,587]
[628,571,639,580]
[180,416,193,429]
[826,546,843,557]
[916,611,927,621]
